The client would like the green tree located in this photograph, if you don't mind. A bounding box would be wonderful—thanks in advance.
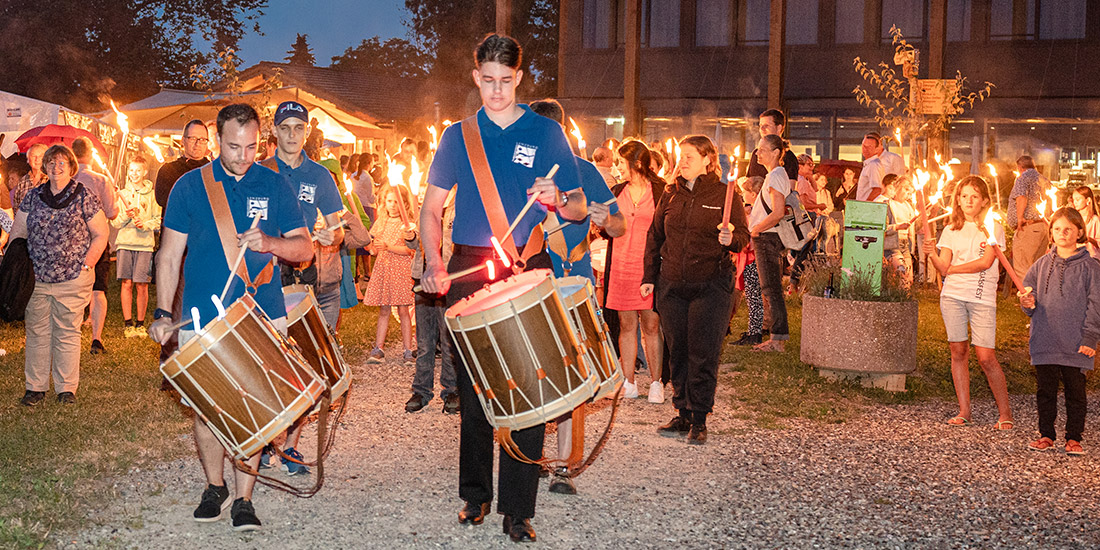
[404,0,559,101]
[330,37,429,78]
[285,33,316,66]
[0,0,266,111]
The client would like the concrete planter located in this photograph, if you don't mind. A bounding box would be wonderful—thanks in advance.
[800,295,918,392]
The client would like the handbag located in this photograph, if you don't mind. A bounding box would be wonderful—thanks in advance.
[762,188,816,251]
[0,238,35,322]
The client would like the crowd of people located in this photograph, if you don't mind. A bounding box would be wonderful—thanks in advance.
[2,31,1099,544]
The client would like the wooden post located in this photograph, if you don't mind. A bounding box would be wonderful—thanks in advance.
[767,0,787,109]
[557,0,570,97]
[496,0,511,36]
[623,0,643,137]
[928,0,948,160]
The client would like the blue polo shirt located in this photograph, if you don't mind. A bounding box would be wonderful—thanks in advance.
[273,155,344,230]
[427,105,582,247]
[548,156,619,284]
[164,159,307,323]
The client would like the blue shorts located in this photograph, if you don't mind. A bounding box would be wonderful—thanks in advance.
[939,295,996,349]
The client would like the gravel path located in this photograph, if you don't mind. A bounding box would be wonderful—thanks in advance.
[61,349,1100,549]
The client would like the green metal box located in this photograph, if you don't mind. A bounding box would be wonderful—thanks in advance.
[841,200,888,294]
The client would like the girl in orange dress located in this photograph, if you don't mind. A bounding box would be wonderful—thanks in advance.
[363,185,417,363]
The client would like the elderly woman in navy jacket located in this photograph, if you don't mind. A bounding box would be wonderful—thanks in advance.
[642,135,750,444]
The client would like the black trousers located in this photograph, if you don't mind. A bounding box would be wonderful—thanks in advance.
[657,276,733,421]
[1036,364,1087,442]
[447,246,547,519]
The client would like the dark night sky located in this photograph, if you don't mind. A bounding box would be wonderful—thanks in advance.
[231,1,411,67]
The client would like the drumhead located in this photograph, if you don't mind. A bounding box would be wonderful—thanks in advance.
[447,269,552,317]
[283,284,311,314]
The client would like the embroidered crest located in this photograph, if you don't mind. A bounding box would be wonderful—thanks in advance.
[247,197,269,220]
[512,143,537,168]
[298,183,316,204]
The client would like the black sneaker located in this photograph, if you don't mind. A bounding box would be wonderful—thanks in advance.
[405,394,429,413]
[20,391,45,407]
[731,332,763,346]
[230,498,261,531]
[89,339,106,355]
[442,393,460,415]
[657,415,692,437]
[57,392,76,404]
[193,483,230,522]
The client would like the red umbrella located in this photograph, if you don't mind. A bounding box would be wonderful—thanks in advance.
[14,124,108,157]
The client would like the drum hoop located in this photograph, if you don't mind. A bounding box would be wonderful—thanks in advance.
[284,284,317,326]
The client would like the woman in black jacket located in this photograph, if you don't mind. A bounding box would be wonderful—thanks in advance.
[642,135,750,444]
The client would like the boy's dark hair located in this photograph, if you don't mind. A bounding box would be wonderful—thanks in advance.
[216,104,260,135]
[475,34,522,69]
[529,99,565,125]
[71,136,93,160]
[759,108,786,128]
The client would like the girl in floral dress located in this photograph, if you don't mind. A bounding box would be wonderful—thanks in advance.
[363,185,417,363]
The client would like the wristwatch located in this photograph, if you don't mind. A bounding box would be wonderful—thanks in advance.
[153,308,172,320]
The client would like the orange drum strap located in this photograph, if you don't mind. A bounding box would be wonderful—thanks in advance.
[461,116,546,273]
[568,405,586,468]
[201,163,276,290]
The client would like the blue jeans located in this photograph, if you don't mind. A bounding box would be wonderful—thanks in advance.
[411,287,456,399]
[314,281,341,329]
[752,233,789,339]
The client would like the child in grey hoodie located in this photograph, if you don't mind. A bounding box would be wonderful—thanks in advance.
[1020,207,1100,455]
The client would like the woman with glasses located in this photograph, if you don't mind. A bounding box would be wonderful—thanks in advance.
[9,145,108,405]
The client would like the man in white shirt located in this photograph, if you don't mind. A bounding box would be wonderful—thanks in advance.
[879,139,905,177]
[591,146,617,188]
[856,133,885,201]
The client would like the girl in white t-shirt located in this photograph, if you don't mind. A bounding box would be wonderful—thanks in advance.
[923,175,1014,429]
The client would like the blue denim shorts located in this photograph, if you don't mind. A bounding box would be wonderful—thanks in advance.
[939,295,996,349]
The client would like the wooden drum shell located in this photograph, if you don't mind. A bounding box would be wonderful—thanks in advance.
[284,285,350,400]
[556,276,623,401]
[160,294,326,460]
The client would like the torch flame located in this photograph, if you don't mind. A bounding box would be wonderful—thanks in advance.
[664,138,673,159]
[983,209,1000,246]
[934,152,942,165]
[427,125,438,152]
[142,137,164,163]
[568,117,586,152]
[1046,187,1059,209]
[387,162,406,188]
[1036,200,1047,218]
[894,127,902,145]
[674,142,681,165]
[913,169,931,191]
[91,149,110,174]
[987,163,997,179]
[409,157,422,197]
[442,119,453,127]
[733,145,742,159]
[109,99,129,135]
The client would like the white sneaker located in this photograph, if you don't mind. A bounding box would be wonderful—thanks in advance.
[622,380,639,399]
[647,381,665,403]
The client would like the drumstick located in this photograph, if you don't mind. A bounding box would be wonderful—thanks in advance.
[544,197,617,236]
[499,164,560,245]
[311,219,348,242]
[411,260,494,293]
[220,215,262,304]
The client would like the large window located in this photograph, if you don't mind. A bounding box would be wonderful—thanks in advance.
[990,0,1035,40]
[786,0,819,45]
[696,0,731,46]
[741,0,770,45]
[583,0,612,49]
[644,0,681,47]
[946,0,971,42]
[882,0,927,41]
[835,0,864,44]
[1038,0,1086,39]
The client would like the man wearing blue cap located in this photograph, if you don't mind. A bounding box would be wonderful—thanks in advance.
[258,101,345,476]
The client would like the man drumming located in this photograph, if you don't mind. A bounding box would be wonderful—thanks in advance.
[260,101,345,475]
[149,104,312,531]
[420,34,588,543]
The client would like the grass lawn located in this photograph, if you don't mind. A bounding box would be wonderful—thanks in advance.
[0,275,1074,548]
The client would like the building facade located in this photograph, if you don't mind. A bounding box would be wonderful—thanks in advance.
[558,0,1100,183]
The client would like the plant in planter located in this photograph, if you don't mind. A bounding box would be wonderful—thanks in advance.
[799,258,918,392]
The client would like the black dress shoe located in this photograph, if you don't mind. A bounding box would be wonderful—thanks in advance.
[458,501,490,525]
[731,332,763,346]
[503,515,536,542]
[657,415,692,437]
[688,424,708,445]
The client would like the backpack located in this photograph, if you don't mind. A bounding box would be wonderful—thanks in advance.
[0,238,35,322]
[762,188,817,251]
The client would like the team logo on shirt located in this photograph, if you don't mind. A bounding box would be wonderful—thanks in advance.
[247,197,269,220]
[298,183,316,204]
[512,143,537,168]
